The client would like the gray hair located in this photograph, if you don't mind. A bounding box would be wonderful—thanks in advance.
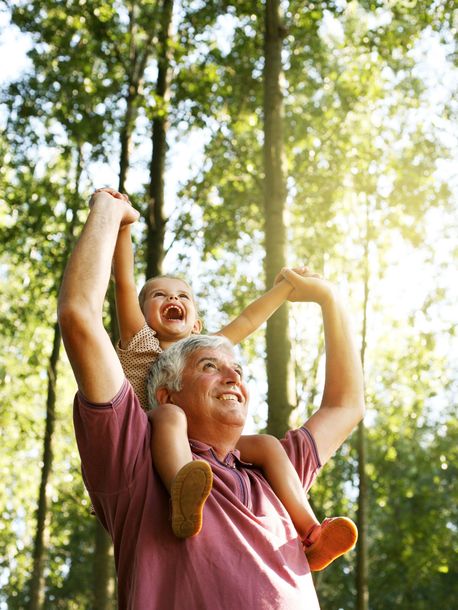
[147,335,235,409]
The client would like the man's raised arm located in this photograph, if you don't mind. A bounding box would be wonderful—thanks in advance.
[57,191,139,403]
[283,268,365,465]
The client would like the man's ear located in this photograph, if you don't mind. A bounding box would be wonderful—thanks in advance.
[156,387,174,406]
[192,318,203,335]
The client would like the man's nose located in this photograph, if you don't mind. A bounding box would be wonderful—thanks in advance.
[222,366,241,384]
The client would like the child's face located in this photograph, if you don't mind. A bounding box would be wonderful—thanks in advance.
[142,277,202,344]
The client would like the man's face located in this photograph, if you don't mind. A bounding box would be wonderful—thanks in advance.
[142,277,201,343]
[169,346,249,437]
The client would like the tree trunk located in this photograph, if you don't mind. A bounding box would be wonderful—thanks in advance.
[118,86,138,193]
[356,201,370,610]
[92,519,115,610]
[146,0,174,278]
[90,282,118,610]
[263,0,291,438]
[118,3,158,193]
[27,322,61,610]
[28,149,84,610]
[93,8,163,605]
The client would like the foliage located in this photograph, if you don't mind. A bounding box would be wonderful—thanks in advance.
[0,0,457,608]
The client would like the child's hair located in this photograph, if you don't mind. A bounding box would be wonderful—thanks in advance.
[138,274,196,314]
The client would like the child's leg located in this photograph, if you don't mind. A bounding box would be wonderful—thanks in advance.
[149,404,212,538]
[236,434,358,571]
[236,434,319,539]
[149,403,193,491]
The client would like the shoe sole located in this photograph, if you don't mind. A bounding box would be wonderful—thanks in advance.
[306,517,358,571]
[171,461,213,539]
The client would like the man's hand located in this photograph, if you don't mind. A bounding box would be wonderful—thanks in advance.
[89,187,130,205]
[281,267,335,306]
[89,188,139,227]
[272,265,308,291]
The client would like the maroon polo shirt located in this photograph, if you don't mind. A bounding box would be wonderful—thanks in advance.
[74,380,321,609]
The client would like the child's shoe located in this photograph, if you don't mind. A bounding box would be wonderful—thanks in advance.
[303,517,358,571]
[171,460,213,538]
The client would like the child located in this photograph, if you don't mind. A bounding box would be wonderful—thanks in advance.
[95,188,357,571]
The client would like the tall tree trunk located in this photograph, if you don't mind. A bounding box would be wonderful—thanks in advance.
[90,280,118,610]
[94,9,161,606]
[263,0,291,437]
[92,519,115,610]
[146,0,174,278]
[119,85,138,193]
[27,322,61,610]
[28,149,83,610]
[118,3,156,193]
[356,201,370,610]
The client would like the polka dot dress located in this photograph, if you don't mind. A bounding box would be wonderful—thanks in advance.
[116,324,162,410]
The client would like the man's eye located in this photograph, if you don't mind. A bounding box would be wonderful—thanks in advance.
[234,367,243,377]
[203,362,217,370]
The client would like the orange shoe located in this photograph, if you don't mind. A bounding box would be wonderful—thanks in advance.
[171,460,213,539]
[304,517,358,571]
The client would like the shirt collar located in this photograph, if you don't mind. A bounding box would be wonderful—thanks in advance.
[189,438,253,468]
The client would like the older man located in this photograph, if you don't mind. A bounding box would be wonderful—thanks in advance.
[58,195,364,609]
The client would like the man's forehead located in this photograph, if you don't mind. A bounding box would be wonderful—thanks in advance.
[188,347,238,366]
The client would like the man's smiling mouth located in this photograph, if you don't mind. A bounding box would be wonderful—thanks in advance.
[219,393,242,403]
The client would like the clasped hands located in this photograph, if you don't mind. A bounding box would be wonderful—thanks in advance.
[89,187,335,307]
[89,187,139,227]
[275,266,335,306]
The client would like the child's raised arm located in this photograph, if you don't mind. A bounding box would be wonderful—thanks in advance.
[113,223,146,348]
[217,272,293,345]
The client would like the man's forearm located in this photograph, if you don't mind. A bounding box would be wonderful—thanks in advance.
[59,200,125,317]
[303,292,365,465]
[58,195,138,401]
[278,267,365,464]
[320,293,364,410]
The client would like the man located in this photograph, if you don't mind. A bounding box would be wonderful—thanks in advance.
[58,193,365,609]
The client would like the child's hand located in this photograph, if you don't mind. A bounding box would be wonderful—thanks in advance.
[281,267,335,305]
[273,266,312,299]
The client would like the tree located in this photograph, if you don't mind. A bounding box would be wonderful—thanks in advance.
[146,0,174,277]
[262,0,292,438]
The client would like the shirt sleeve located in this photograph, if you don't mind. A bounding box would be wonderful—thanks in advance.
[73,380,151,495]
[280,427,322,492]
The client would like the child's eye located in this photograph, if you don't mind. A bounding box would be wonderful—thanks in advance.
[179,293,190,299]
[152,291,165,298]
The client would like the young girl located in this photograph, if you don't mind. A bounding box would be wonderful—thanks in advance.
[95,188,357,571]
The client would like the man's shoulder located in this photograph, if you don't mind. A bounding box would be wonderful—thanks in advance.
[75,378,137,410]
[280,427,321,488]
[73,379,151,495]
[74,379,147,433]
